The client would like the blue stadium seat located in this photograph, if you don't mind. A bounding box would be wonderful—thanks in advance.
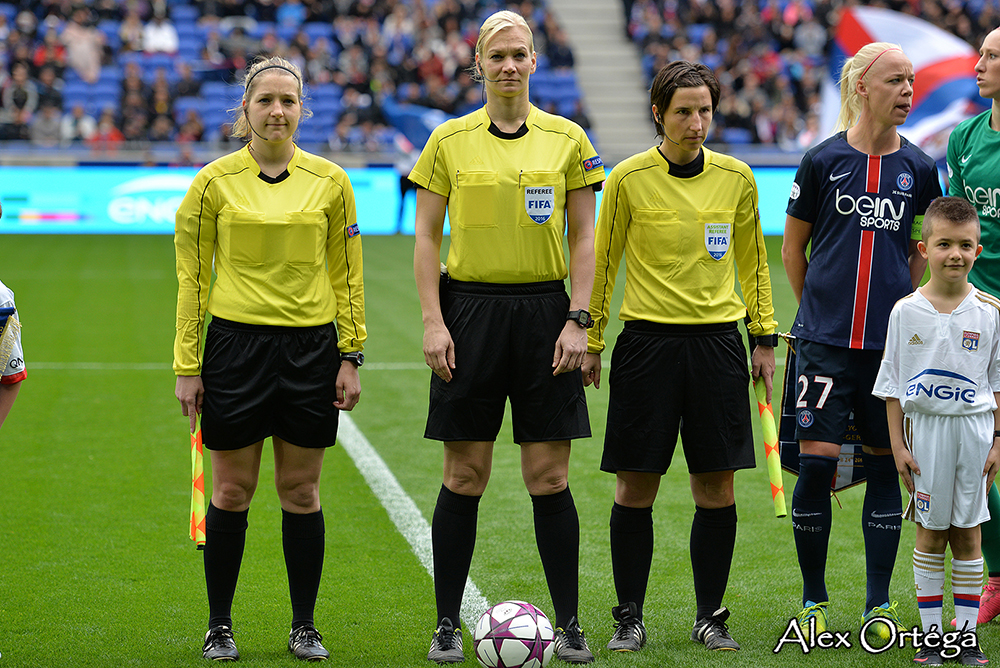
[0,3,15,22]
[721,127,753,144]
[302,22,333,43]
[174,96,204,122]
[172,5,200,22]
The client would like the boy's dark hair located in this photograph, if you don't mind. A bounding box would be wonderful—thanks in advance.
[649,61,720,139]
[922,196,981,243]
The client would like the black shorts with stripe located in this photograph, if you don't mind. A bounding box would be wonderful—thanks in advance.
[601,321,755,475]
[201,317,341,451]
[424,280,590,444]
[793,339,890,448]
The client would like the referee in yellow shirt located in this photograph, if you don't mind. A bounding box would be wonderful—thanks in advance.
[411,10,605,665]
[582,61,776,654]
[173,56,365,663]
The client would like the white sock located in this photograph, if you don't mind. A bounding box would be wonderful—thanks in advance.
[913,549,945,633]
[952,557,985,633]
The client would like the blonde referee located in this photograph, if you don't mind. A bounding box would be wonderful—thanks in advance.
[411,10,605,665]
[173,56,365,663]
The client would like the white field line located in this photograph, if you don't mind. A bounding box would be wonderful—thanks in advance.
[337,413,490,630]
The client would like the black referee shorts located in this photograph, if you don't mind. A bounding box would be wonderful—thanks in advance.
[201,317,341,451]
[424,280,591,444]
[793,339,890,448]
[601,321,755,475]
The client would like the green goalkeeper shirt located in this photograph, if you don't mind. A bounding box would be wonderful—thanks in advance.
[948,108,1000,298]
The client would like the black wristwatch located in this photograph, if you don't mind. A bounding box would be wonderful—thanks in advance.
[750,333,779,348]
[340,352,364,368]
[567,309,594,329]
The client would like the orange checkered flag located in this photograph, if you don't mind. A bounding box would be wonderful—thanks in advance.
[755,377,787,517]
[190,423,206,549]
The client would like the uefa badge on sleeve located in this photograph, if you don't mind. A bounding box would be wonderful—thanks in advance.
[704,223,730,260]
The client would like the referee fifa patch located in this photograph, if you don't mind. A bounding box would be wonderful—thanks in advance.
[705,223,731,260]
[583,155,603,172]
[347,223,361,238]
[525,187,554,224]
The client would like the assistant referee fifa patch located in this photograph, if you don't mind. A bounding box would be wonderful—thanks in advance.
[705,223,731,260]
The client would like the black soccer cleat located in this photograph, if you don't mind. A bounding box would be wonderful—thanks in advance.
[607,602,647,652]
[427,617,464,664]
[203,625,239,661]
[691,607,740,651]
[288,624,330,662]
[553,616,595,664]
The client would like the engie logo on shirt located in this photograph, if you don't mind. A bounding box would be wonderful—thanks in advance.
[525,187,554,224]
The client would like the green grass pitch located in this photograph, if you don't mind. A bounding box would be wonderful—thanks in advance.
[0,234,989,666]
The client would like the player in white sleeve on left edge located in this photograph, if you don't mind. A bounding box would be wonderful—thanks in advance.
[0,278,26,430]
[873,196,1000,666]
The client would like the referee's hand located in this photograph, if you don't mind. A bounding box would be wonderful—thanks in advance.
[553,322,587,376]
[423,322,455,382]
[175,375,204,433]
[750,345,776,404]
[582,352,601,389]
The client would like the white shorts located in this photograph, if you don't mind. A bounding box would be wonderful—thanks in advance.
[904,411,992,531]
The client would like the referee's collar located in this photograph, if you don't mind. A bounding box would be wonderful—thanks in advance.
[244,144,299,183]
[656,146,704,178]
[485,107,530,139]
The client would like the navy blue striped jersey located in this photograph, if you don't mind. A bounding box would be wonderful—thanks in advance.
[787,132,941,350]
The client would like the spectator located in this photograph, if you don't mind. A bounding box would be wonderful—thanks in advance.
[120,62,151,108]
[35,65,62,110]
[143,10,179,54]
[29,103,62,147]
[148,113,175,141]
[0,63,39,139]
[546,27,575,70]
[61,8,104,84]
[88,108,126,152]
[173,62,202,98]
[31,29,67,78]
[119,10,145,53]
[176,109,204,142]
[61,102,97,143]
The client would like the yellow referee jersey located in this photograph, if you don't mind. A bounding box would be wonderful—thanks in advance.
[174,145,365,375]
[588,146,776,354]
[409,105,605,283]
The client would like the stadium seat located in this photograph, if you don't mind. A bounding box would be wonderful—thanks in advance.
[171,5,200,22]
[721,127,753,144]
[0,3,15,22]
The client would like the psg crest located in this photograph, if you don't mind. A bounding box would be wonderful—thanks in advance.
[704,223,731,260]
[525,186,554,224]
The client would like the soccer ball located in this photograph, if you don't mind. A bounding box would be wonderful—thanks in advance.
[473,601,554,668]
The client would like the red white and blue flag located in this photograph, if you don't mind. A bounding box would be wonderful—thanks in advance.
[821,7,988,160]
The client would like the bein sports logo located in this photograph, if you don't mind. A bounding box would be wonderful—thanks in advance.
[905,368,977,404]
[107,174,192,226]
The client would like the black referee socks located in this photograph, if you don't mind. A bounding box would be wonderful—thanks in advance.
[204,503,249,630]
[531,487,580,630]
[690,503,737,620]
[609,503,654,619]
[282,508,325,630]
[432,485,482,628]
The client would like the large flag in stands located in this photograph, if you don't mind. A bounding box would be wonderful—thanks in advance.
[820,6,988,162]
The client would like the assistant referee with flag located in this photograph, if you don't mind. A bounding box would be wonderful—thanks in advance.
[582,60,776,654]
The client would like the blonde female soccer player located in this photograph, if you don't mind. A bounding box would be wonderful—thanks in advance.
[582,60,776,653]
[173,56,365,662]
[410,9,605,665]
[782,42,941,638]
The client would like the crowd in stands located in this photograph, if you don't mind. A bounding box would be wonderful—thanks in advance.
[0,0,584,155]
[2,0,998,155]
[623,0,1000,148]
